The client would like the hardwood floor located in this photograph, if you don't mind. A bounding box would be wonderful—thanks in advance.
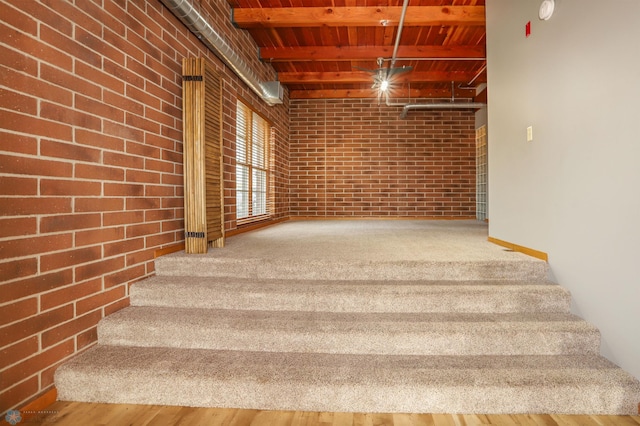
[33,402,640,425]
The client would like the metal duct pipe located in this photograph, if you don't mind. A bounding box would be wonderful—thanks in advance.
[159,0,282,105]
[384,91,485,117]
[458,64,488,90]
[390,0,410,69]
[400,102,486,118]
[385,1,486,118]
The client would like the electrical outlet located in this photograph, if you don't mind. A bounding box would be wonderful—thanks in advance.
[527,126,533,142]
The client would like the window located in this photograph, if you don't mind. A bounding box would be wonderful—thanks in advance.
[236,101,271,222]
[476,125,488,221]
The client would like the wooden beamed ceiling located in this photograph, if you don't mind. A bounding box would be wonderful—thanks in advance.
[227,1,487,100]
[231,6,485,27]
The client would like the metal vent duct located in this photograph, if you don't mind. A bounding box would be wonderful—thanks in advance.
[400,102,486,118]
[160,0,283,105]
[385,1,485,118]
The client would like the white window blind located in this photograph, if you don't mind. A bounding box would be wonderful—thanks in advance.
[476,125,488,221]
[236,101,271,221]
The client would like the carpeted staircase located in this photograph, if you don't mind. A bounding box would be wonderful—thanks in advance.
[55,240,640,414]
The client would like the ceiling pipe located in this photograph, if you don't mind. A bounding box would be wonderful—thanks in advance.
[159,0,283,105]
[466,64,487,86]
[389,88,487,118]
[458,64,488,90]
[384,0,486,117]
[400,102,486,119]
[383,57,486,62]
[390,0,410,70]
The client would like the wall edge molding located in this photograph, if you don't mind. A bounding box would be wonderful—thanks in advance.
[289,216,478,221]
[154,243,186,258]
[18,387,57,415]
[488,236,549,262]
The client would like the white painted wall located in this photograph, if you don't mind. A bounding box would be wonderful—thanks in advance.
[486,0,640,379]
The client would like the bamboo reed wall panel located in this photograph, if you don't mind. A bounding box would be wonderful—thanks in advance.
[182,58,224,254]
[204,62,224,248]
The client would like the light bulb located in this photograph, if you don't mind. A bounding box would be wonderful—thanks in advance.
[380,80,389,92]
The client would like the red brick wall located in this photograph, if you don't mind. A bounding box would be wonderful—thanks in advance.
[289,99,476,217]
[0,0,288,413]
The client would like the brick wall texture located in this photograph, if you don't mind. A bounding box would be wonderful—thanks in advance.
[0,0,476,414]
[290,99,476,218]
[0,0,287,413]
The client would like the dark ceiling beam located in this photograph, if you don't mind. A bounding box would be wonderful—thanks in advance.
[232,6,485,28]
[289,87,478,100]
[278,70,484,84]
[259,45,486,62]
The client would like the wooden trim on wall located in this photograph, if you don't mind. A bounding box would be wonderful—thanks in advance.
[226,217,289,237]
[19,387,57,416]
[154,218,288,254]
[289,216,478,221]
[488,236,549,262]
[154,243,185,258]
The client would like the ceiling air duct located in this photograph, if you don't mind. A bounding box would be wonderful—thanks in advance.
[400,102,486,119]
[159,0,283,105]
[384,0,485,118]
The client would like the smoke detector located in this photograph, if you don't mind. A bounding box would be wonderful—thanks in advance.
[539,0,555,20]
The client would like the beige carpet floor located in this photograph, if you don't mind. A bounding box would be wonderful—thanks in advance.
[55,219,640,414]
[156,220,548,281]
[216,220,533,262]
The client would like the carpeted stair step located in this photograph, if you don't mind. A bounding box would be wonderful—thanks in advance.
[154,255,549,281]
[54,345,640,415]
[54,221,640,414]
[131,276,571,313]
[98,306,600,356]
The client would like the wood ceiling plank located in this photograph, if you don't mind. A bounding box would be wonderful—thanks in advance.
[278,70,480,83]
[289,87,477,99]
[232,1,487,99]
[232,6,485,28]
[259,45,485,61]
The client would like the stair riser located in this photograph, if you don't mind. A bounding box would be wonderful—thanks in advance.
[131,288,571,314]
[55,220,640,415]
[55,344,640,416]
[98,326,600,356]
[155,258,549,282]
[55,375,639,415]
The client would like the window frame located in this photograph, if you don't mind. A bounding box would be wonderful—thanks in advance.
[235,100,272,224]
